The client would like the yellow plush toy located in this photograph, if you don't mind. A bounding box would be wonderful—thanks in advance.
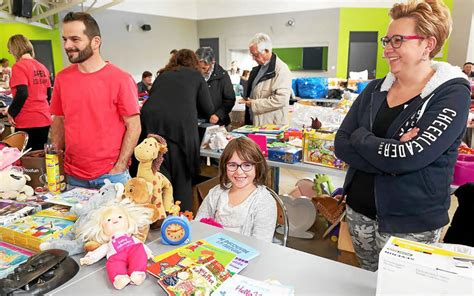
[122,177,160,242]
[134,134,174,224]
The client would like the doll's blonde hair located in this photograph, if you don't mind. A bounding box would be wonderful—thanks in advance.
[77,200,153,244]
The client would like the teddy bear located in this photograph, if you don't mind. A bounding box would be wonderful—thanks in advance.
[0,167,34,201]
[39,179,125,255]
[121,177,160,242]
[134,134,174,224]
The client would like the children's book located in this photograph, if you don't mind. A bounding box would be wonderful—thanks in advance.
[148,240,235,295]
[213,274,295,296]
[0,205,76,252]
[0,242,34,279]
[204,233,260,261]
[43,187,98,207]
[157,259,232,296]
[148,240,237,279]
[0,200,38,226]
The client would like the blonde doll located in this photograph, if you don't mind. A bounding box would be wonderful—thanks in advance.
[77,200,154,290]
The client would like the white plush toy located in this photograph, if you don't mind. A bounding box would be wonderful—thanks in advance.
[0,167,34,201]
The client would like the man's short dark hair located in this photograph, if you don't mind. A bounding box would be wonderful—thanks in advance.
[63,12,101,40]
[464,62,473,66]
[142,71,153,79]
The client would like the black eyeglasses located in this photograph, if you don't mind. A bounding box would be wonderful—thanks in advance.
[380,34,424,49]
[226,162,254,172]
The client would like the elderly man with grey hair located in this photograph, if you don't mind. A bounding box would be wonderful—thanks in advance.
[195,46,235,126]
[242,33,292,126]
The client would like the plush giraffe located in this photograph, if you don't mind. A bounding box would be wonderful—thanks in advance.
[134,134,174,221]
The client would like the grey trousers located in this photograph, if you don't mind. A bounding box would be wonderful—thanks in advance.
[346,206,442,271]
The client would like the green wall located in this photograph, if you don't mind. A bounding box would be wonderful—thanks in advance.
[337,0,453,79]
[0,23,63,75]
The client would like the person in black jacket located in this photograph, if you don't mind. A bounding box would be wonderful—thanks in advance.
[195,47,235,127]
[140,49,214,211]
[334,0,471,271]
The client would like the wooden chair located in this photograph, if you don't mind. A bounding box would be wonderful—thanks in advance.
[2,131,29,152]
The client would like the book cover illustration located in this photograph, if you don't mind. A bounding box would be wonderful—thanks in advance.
[148,240,237,279]
[0,200,37,226]
[148,240,237,295]
[204,233,260,261]
[213,274,294,296]
[0,242,34,279]
[43,187,98,207]
[0,205,77,251]
[156,255,232,296]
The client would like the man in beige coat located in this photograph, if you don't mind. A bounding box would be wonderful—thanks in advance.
[242,33,292,126]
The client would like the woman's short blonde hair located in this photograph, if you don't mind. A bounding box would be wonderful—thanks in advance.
[389,0,452,59]
[7,34,35,60]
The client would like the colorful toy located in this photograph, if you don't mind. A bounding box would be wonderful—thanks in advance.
[169,201,181,216]
[313,174,335,196]
[134,134,174,223]
[161,215,191,246]
[40,179,125,255]
[78,200,154,290]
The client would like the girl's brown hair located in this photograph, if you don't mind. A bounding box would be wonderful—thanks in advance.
[158,49,200,75]
[7,34,35,60]
[219,137,268,189]
[389,0,452,59]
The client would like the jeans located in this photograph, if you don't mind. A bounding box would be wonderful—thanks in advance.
[67,170,131,189]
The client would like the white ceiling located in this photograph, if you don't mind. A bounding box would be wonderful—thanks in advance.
[106,0,395,20]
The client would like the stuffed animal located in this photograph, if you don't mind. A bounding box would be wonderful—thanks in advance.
[134,134,174,223]
[313,173,335,196]
[39,179,125,255]
[78,200,154,290]
[122,177,160,242]
[0,167,34,201]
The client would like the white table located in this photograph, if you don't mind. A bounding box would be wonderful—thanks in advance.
[48,221,376,295]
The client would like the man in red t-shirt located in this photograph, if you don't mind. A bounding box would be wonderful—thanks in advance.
[50,12,141,188]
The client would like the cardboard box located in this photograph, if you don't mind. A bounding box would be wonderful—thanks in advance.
[303,131,347,169]
[337,221,359,267]
[268,146,302,164]
[376,237,474,296]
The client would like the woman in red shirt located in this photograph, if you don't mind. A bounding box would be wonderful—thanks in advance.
[7,34,52,151]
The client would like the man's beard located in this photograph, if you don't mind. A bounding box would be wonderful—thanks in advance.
[66,43,93,64]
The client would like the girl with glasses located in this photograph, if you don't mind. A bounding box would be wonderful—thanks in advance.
[335,0,471,271]
[195,137,277,242]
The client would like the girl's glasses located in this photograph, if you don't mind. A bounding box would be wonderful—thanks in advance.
[226,162,254,172]
[380,35,424,48]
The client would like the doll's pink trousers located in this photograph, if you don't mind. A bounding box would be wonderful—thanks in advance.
[105,243,147,283]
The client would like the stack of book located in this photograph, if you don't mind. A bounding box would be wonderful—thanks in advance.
[0,205,77,252]
[147,233,259,295]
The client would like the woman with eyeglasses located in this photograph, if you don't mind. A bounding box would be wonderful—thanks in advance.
[195,137,277,242]
[335,0,471,271]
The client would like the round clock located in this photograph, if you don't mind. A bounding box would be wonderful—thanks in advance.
[161,215,191,245]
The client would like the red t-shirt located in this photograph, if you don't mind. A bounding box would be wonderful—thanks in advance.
[9,59,52,128]
[50,63,140,180]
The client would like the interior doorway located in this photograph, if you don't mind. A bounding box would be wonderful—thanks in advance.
[347,32,378,79]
